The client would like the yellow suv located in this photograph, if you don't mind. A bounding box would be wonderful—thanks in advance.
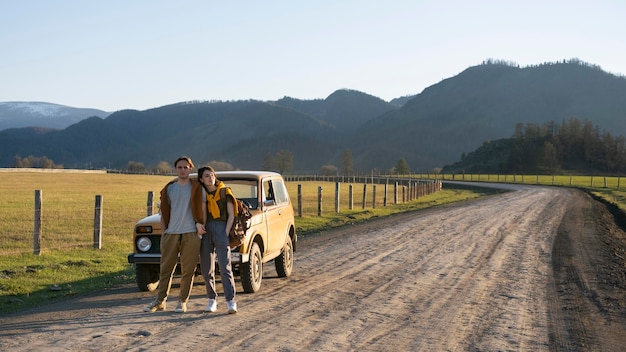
[127,171,296,293]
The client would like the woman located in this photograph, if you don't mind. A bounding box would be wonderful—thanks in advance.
[197,166,238,314]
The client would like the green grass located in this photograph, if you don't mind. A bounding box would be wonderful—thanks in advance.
[0,249,134,308]
[0,171,172,315]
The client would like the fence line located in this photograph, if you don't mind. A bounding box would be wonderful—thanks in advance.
[409,173,623,189]
[287,173,623,190]
[292,178,443,217]
[3,178,442,256]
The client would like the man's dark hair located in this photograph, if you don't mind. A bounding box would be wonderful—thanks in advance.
[174,156,194,169]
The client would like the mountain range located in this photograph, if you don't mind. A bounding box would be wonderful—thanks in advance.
[1,59,625,173]
[0,102,110,130]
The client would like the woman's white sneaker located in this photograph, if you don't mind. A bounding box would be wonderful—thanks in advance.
[204,299,217,313]
[227,300,237,314]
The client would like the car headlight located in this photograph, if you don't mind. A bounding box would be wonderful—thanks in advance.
[137,236,152,252]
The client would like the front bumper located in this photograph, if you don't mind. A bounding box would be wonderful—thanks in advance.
[127,253,161,264]
[127,252,247,264]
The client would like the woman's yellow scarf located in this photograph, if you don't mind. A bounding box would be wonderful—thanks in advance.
[206,182,237,219]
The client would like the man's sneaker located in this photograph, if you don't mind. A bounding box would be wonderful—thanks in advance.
[174,301,187,313]
[204,299,217,313]
[227,300,238,314]
[144,299,166,312]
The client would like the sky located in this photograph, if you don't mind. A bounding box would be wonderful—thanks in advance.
[1,0,625,112]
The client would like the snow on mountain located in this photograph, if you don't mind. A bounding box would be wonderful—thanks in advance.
[0,102,111,131]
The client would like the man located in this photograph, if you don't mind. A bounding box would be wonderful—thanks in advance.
[144,156,205,313]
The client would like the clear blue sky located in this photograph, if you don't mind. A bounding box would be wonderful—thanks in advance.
[1,0,624,112]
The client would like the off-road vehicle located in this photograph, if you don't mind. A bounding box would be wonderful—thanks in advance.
[127,171,296,293]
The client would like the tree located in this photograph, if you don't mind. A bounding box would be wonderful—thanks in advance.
[395,158,410,175]
[155,161,171,174]
[207,160,234,171]
[127,161,145,173]
[12,155,59,169]
[320,165,338,176]
[39,156,55,168]
[539,141,560,173]
[275,149,294,174]
[341,149,353,175]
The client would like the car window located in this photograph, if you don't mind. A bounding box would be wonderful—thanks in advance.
[272,179,289,205]
[263,180,274,202]
[224,180,258,209]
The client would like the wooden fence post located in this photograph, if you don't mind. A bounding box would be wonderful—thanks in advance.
[383,183,388,206]
[394,182,398,204]
[297,184,302,217]
[34,190,42,255]
[372,185,377,209]
[147,191,154,216]
[317,186,323,216]
[335,182,340,213]
[349,184,353,210]
[362,184,367,209]
[93,195,103,249]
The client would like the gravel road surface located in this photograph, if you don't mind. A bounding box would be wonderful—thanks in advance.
[1,184,625,351]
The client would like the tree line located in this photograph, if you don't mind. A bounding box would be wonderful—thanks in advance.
[10,147,413,177]
[508,117,626,174]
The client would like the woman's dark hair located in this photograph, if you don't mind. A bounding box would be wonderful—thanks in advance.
[198,166,217,186]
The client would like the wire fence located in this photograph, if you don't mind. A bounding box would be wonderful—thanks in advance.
[411,173,624,189]
[0,176,442,256]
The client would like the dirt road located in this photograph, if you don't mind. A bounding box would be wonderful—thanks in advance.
[1,185,625,351]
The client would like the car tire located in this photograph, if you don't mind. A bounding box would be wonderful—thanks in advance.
[135,264,159,292]
[275,235,293,277]
[241,241,262,293]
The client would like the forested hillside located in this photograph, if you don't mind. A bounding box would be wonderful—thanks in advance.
[351,59,626,172]
[442,118,626,174]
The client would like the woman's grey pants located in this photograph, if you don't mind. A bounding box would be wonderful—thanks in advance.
[200,221,236,301]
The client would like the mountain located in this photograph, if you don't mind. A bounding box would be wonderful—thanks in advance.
[350,59,626,171]
[1,60,625,173]
[275,89,397,131]
[0,102,111,131]
[0,90,397,172]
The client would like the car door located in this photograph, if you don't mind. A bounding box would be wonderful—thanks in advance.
[262,177,293,255]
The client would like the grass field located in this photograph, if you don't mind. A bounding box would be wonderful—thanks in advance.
[0,172,174,315]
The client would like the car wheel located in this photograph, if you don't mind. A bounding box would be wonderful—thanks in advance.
[275,235,293,277]
[135,264,159,292]
[241,242,262,293]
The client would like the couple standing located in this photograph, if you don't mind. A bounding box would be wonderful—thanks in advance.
[143,156,237,314]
